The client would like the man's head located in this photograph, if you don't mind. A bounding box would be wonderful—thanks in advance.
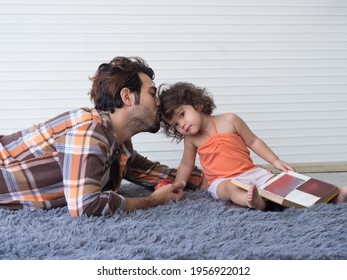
[89,56,155,113]
[89,56,160,134]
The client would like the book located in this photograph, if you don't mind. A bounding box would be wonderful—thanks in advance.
[231,171,340,208]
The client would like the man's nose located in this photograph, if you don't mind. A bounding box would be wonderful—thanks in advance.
[155,96,160,106]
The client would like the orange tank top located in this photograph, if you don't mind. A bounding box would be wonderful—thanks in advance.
[197,116,255,185]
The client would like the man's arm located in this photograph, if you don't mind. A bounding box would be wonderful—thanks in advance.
[124,148,203,191]
[124,181,186,211]
[56,124,188,217]
[56,123,128,217]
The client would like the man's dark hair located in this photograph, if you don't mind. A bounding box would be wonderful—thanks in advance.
[89,56,155,113]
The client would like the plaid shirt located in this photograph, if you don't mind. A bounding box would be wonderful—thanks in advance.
[0,108,202,217]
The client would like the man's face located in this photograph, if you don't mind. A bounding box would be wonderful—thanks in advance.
[129,72,160,133]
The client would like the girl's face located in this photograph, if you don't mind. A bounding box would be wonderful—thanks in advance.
[167,105,203,136]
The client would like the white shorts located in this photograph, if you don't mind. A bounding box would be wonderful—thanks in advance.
[207,167,274,199]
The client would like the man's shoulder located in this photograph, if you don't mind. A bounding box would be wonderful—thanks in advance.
[71,108,105,126]
[47,108,107,133]
[79,108,115,141]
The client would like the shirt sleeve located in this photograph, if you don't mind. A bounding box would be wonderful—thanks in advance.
[55,123,125,217]
[124,148,204,191]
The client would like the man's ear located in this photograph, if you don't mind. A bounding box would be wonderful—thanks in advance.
[119,88,134,106]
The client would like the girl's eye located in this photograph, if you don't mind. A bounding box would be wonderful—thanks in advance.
[179,112,184,118]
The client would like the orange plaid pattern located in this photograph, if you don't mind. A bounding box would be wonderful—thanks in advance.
[0,108,203,217]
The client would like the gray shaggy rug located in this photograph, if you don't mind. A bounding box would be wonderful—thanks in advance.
[0,183,346,260]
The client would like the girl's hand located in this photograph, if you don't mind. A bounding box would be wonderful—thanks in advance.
[272,159,295,172]
[150,181,186,204]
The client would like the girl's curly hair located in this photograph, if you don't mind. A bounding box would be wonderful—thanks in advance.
[158,82,216,142]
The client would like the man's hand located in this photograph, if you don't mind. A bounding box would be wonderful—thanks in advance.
[151,181,186,204]
[124,181,186,212]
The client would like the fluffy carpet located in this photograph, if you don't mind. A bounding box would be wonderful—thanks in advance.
[0,182,346,260]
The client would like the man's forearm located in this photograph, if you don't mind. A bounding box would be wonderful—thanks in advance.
[125,149,203,190]
[124,196,157,211]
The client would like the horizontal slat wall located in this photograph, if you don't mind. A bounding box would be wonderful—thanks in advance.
[0,0,347,169]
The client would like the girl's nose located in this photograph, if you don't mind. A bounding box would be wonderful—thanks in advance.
[178,120,185,129]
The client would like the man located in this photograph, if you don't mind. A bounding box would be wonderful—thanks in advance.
[0,56,203,217]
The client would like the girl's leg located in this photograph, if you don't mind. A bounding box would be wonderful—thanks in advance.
[332,186,347,203]
[199,175,209,190]
[216,180,266,210]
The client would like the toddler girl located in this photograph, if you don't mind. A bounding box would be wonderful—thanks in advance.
[158,82,347,209]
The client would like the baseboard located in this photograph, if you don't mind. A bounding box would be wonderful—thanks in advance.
[263,162,347,174]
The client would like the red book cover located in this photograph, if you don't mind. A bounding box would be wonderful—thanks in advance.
[263,173,305,197]
[297,178,337,198]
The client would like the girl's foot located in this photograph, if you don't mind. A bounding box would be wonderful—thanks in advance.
[246,185,266,210]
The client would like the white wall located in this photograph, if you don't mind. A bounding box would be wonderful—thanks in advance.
[1,0,347,168]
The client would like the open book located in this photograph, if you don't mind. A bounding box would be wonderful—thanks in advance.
[231,171,340,208]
